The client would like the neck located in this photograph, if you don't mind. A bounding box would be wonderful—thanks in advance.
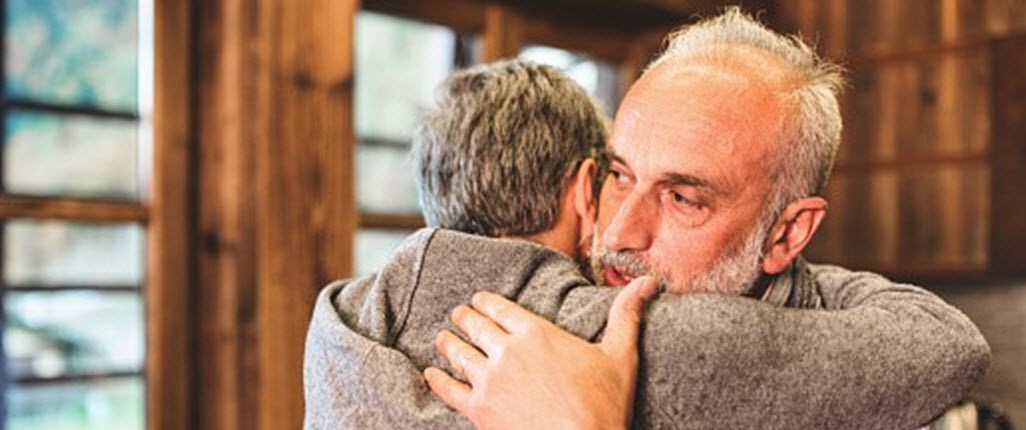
[507,227,576,259]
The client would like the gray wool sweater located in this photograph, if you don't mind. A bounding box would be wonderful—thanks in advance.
[304,228,990,430]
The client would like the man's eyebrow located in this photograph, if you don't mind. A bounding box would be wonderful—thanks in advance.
[602,148,628,166]
[659,172,721,194]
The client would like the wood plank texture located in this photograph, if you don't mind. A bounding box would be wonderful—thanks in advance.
[359,212,425,230]
[149,1,195,430]
[363,0,485,34]
[482,3,526,61]
[776,0,1022,280]
[0,196,147,222]
[990,35,1026,276]
[192,0,357,429]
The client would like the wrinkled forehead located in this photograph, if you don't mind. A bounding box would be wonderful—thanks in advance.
[609,48,794,191]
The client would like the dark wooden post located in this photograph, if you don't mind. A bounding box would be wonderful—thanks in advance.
[190,0,358,428]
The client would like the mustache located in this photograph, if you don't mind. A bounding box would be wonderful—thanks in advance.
[598,249,652,278]
[596,248,669,291]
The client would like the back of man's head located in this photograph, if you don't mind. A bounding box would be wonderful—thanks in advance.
[414,60,608,237]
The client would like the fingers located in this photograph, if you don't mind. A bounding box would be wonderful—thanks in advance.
[424,367,472,413]
[436,330,486,382]
[470,291,544,335]
[451,305,508,356]
[600,276,659,361]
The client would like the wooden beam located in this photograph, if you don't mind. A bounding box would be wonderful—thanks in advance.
[148,0,195,430]
[192,0,358,429]
[359,212,425,230]
[362,0,484,34]
[255,0,358,428]
[504,0,713,33]
[0,195,147,222]
[193,1,254,427]
[482,3,526,62]
[990,36,1026,277]
[521,16,634,62]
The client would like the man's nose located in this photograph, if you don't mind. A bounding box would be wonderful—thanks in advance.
[602,191,655,251]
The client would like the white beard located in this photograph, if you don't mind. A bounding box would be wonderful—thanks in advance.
[592,216,770,295]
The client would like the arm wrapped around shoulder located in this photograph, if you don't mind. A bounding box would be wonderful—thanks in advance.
[631,270,990,430]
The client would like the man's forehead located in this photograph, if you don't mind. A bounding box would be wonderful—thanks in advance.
[608,83,778,195]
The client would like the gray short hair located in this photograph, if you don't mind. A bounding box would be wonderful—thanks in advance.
[651,7,845,216]
[413,60,609,237]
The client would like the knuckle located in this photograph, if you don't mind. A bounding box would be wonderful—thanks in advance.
[492,302,512,321]
[522,321,543,337]
[451,305,467,324]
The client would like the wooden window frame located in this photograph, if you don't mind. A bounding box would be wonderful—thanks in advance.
[0,1,151,426]
[149,1,191,429]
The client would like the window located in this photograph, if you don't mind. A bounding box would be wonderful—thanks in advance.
[0,1,150,429]
[519,45,622,116]
[353,11,478,275]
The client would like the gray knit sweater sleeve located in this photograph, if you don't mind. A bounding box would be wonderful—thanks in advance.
[303,228,989,429]
[612,267,990,429]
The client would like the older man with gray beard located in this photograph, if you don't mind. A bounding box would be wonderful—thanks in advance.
[422,8,988,430]
[304,10,988,430]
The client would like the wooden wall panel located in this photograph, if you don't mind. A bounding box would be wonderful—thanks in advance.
[482,3,526,61]
[777,0,1020,280]
[778,0,989,59]
[255,0,357,428]
[813,165,989,274]
[985,0,1026,35]
[150,1,195,429]
[839,49,990,166]
[895,165,989,268]
[991,36,1026,276]
[194,1,256,428]
[810,171,899,267]
[192,0,357,429]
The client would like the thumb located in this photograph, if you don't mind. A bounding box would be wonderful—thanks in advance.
[600,276,660,360]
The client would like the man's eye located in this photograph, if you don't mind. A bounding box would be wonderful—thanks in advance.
[668,190,700,208]
[610,169,630,184]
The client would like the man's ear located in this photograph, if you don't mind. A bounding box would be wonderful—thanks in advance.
[762,197,828,275]
[572,158,598,240]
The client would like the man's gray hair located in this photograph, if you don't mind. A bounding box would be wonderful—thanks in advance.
[413,60,608,237]
[651,7,845,217]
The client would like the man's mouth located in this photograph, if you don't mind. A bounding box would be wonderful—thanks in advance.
[603,266,635,287]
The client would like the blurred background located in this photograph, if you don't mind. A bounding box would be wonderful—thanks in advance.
[0,0,1021,429]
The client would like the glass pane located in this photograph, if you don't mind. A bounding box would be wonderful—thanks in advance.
[519,45,621,115]
[5,0,139,111]
[3,221,144,286]
[7,377,144,430]
[355,12,456,141]
[5,291,144,379]
[354,229,415,276]
[4,109,139,199]
[357,144,420,214]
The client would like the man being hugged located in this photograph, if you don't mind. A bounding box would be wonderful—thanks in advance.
[304,12,988,429]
